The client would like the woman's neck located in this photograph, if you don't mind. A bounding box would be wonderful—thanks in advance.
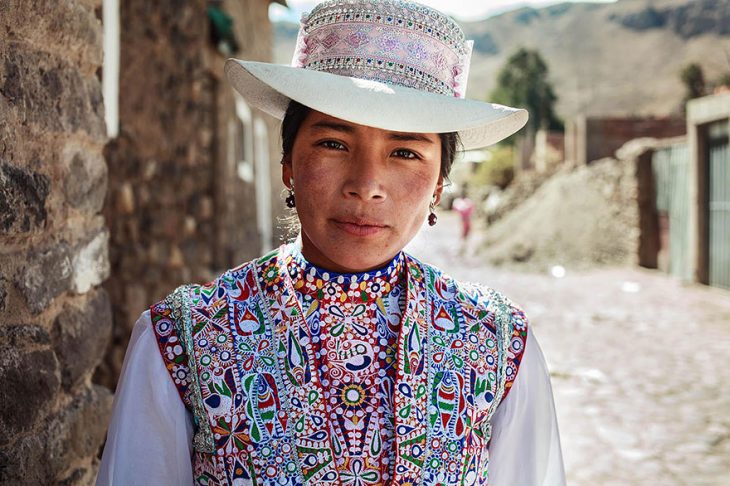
[298,233,402,274]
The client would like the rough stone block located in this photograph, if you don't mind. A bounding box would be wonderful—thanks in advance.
[124,284,148,325]
[53,288,112,390]
[0,48,105,138]
[51,385,113,471]
[0,431,46,483]
[0,161,51,235]
[0,348,60,441]
[71,229,110,294]
[58,467,92,486]
[1,0,103,69]
[16,242,73,314]
[0,384,112,483]
[64,148,108,214]
[0,273,7,312]
[0,324,51,348]
[115,181,135,215]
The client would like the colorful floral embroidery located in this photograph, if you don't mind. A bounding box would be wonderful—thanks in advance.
[151,244,528,486]
[288,249,405,483]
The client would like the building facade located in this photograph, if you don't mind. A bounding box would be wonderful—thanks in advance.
[631,93,730,291]
[687,93,730,290]
[97,0,287,389]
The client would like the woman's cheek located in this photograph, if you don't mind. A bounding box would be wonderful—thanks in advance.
[294,154,336,194]
[394,168,438,202]
[299,169,333,200]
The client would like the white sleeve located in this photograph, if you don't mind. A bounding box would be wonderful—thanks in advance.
[488,327,566,486]
[96,310,195,486]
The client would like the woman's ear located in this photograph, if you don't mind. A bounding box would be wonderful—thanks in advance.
[281,155,293,188]
[433,176,444,205]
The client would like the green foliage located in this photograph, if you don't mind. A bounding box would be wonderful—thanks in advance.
[490,48,562,136]
[208,5,240,55]
[472,146,515,189]
[680,63,706,100]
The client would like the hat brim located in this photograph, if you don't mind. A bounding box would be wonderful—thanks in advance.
[224,59,528,150]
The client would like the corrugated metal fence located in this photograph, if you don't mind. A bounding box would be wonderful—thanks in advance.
[653,143,691,281]
[709,120,730,290]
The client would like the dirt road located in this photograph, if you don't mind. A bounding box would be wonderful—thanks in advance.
[407,211,730,486]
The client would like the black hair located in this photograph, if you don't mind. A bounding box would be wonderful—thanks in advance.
[281,100,460,180]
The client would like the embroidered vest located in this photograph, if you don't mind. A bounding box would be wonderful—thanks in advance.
[151,246,527,485]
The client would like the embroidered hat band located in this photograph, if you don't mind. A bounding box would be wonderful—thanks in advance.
[292,0,474,98]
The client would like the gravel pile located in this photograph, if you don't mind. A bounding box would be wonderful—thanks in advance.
[479,157,639,271]
[484,169,555,223]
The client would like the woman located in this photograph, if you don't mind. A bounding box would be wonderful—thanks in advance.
[98,1,564,484]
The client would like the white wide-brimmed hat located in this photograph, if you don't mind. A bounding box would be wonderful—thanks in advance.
[224,0,528,150]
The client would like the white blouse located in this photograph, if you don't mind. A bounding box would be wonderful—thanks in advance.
[97,311,565,486]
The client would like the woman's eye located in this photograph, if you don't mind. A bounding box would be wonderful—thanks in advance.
[393,149,419,159]
[320,140,346,150]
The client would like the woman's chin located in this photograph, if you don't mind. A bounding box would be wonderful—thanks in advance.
[300,226,406,273]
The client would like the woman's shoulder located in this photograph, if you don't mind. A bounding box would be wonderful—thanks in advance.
[151,249,279,313]
[453,278,529,331]
[412,257,530,397]
[411,256,525,316]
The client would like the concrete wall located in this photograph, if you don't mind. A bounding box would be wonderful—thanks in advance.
[533,129,565,173]
[0,1,113,483]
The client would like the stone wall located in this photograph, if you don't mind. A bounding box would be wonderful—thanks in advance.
[0,0,113,483]
[96,0,217,388]
[97,0,285,389]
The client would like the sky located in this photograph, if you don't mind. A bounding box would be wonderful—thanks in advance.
[269,0,616,23]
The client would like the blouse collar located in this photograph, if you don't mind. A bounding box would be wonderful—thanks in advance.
[286,243,404,299]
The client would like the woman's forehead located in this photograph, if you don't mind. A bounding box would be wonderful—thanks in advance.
[301,110,440,144]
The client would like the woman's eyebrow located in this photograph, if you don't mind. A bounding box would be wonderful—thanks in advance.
[309,121,435,144]
[310,121,356,133]
[389,133,436,144]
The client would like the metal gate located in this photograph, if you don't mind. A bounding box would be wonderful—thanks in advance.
[653,143,691,280]
[709,120,730,290]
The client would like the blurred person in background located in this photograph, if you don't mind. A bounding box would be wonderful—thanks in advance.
[453,184,476,245]
[97,1,564,485]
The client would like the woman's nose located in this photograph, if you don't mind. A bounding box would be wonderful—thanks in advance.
[342,152,386,201]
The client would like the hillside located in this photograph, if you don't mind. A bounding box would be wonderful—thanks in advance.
[273,0,730,119]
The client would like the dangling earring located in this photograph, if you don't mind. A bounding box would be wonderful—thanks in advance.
[428,198,437,226]
[286,180,296,208]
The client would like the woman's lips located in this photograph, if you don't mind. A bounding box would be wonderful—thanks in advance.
[332,219,387,237]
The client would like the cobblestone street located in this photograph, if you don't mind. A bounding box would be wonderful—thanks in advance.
[407,211,730,486]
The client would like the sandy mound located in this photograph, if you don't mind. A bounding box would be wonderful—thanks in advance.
[480,157,639,271]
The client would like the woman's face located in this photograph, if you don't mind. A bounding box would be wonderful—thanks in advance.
[283,110,443,273]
